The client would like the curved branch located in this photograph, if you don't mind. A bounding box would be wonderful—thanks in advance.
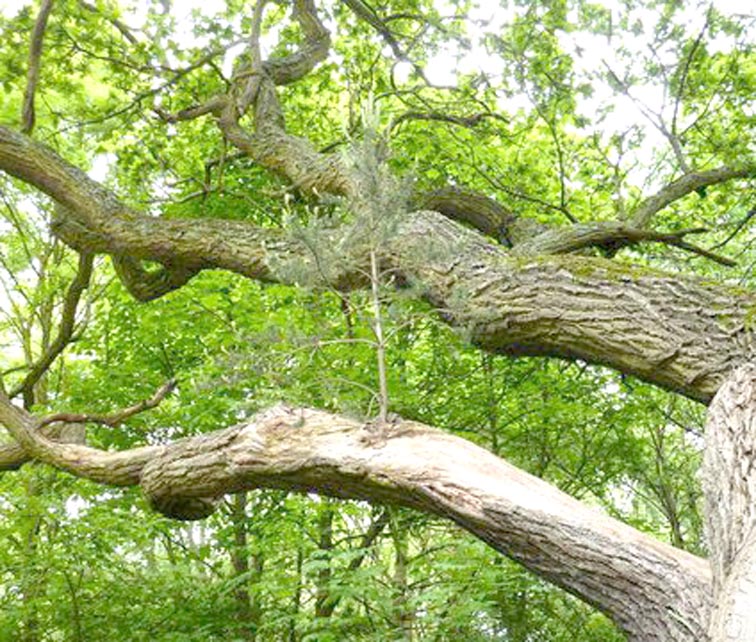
[260,0,331,86]
[10,252,93,405]
[0,393,160,486]
[37,378,177,428]
[0,125,754,403]
[515,221,736,266]
[414,186,517,243]
[631,166,754,228]
[0,396,712,641]
[78,0,139,45]
[21,0,55,134]
[112,255,200,302]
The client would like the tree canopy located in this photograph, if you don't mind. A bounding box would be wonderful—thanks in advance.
[0,0,754,640]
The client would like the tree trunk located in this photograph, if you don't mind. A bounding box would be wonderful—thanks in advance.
[229,492,256,641]
[704,364,756,640]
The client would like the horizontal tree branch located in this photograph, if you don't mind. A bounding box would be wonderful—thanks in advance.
[0,396,711,641]
[391,110,508,130]
[0,125,754,403]
[37,378,177,428]
[513,221,736,266]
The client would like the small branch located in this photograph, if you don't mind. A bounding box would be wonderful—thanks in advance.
[78,0,139,45]
[37,378,177,429]
[72,43,242,130]
[317,508,390,618]
[515,222,736,266]
[391,110,507,130]
[10,252,94,404]
[631,166,754,228]
[343,0,431,85]
[671,14,709,140]
[473,164,577,225]
[154,95,228,123]
[709,207,756,251]
[21,0,55,134]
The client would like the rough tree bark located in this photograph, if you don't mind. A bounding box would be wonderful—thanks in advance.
[0,398,712,641]
[1,1,755,640]
[704,364,756,641]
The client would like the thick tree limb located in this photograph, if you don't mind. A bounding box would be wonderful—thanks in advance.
[0,422,85,471]
[251,0,331,87]
[112,255,200,302]
[414,186,519,243]
[0,397,712,641]
[0,125,753,403]
[630,166,754,228]
[21,0,54,134]
[703,364,756,640]
[0,393,160,486]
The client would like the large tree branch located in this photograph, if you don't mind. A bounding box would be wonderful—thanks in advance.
[262,0,331,86]
[630,166,754,228]
[0,396,711,641]
[0,125,754,403]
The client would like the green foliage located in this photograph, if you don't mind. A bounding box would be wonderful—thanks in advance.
[0,0,752,639]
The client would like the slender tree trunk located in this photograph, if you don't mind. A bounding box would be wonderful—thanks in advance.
[63,571,84,642]
[288,529,304,642]
[314,499,335,619]
[390,511,414,640]
[19,475,43,642]
[229,492,255,641]
[703,364,756,640]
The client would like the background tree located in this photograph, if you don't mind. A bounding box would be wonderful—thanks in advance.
[0,0,754,640]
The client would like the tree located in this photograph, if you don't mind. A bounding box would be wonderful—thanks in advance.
[0,0,754,639]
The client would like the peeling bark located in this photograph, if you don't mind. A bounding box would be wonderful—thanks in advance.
[0,396,713,640]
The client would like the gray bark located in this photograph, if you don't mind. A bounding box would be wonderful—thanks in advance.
[0,126,753,404]
[704,364,756,641]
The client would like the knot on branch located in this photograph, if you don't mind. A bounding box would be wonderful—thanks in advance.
[144,493,220,521]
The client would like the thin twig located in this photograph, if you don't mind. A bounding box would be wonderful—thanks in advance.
[37,379,177,428]
[10,253,94,405]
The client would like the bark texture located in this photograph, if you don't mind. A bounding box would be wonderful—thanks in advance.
[1,2,754,638]
[0,397,713,641]
[704,364,756,641]
[0,125,753,403]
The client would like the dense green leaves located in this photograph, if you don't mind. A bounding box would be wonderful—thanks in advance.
[0,0,753,639]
